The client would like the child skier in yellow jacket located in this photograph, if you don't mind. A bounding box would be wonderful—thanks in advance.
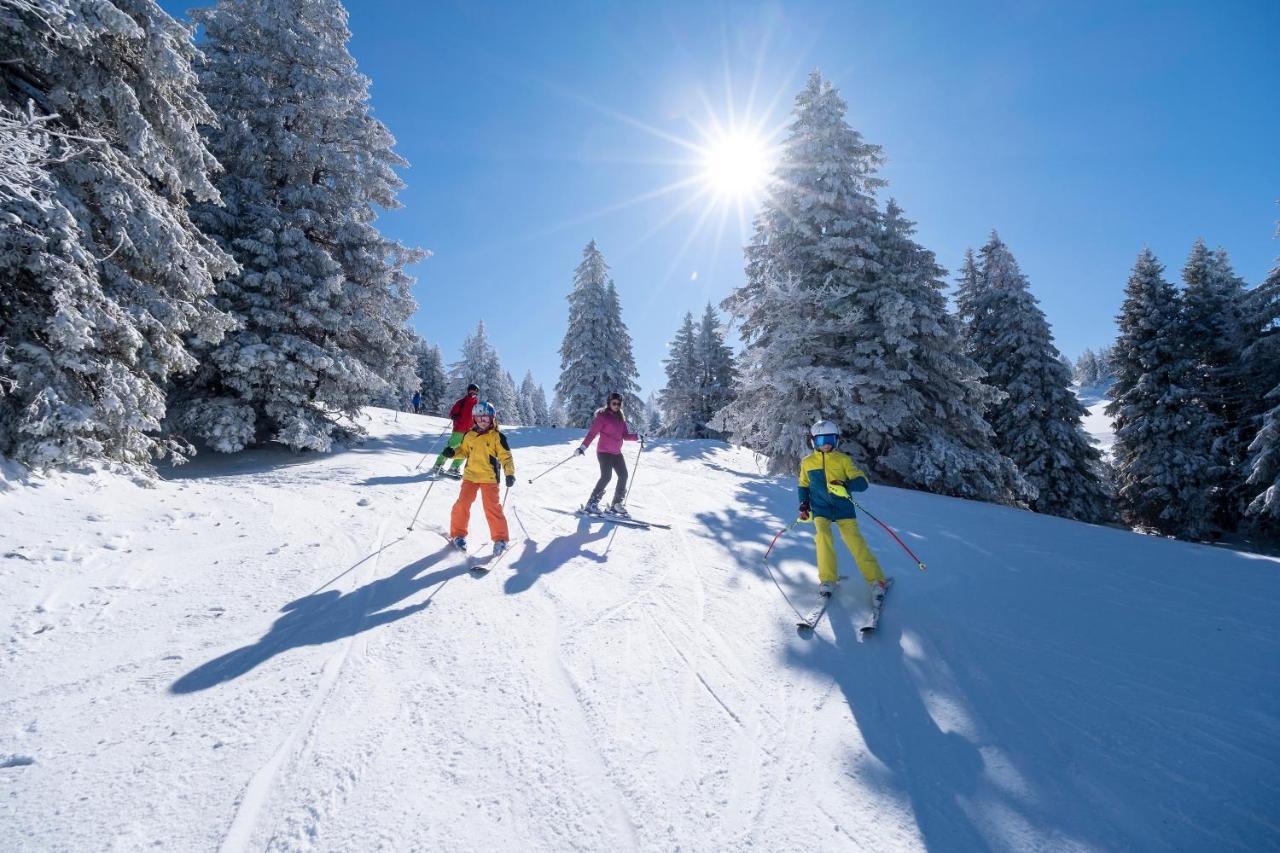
[799,420,888,603]
[441,401,515,555]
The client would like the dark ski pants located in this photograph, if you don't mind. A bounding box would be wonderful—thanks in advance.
[589,452,628,505]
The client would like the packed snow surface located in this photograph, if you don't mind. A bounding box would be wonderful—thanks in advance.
[2,410,1277,851]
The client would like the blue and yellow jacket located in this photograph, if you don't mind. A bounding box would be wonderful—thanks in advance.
[798,449,869,520]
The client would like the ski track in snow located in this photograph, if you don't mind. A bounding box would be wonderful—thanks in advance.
[2,409,1278,851]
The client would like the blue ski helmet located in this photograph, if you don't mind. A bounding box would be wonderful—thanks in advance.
[472,401,496,419]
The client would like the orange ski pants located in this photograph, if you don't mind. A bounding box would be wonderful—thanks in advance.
[450,481,509,542]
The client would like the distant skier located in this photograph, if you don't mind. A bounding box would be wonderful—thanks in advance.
[431,384,480,479]
[576,392,642,516]
[411,390,422,414]
[441,401,515,555]
[799,420,889,605]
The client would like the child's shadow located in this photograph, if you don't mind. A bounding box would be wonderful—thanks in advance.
[504,518,610,595]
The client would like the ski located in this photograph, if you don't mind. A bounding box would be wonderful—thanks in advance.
[858,577,893,640]
[796,575,850,632]
[467,540,518,574]
[574,508,656,529]
[796,596,832,631]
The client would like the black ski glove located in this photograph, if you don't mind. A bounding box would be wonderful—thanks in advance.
[442,447,455,458]
[575,446,586,456]
[506,475,516,488]
[798,501,811,521]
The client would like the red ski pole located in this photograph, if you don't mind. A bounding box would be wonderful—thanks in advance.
[851,499,926,571]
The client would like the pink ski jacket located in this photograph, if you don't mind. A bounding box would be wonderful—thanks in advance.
[581,412,638,455]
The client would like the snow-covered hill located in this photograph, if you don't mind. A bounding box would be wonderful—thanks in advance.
[1075,381,1115,459]
[2,410,1276,851]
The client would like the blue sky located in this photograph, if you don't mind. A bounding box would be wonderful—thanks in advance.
[170,0,1280,400]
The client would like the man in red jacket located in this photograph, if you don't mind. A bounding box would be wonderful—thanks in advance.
[431,384,480,479]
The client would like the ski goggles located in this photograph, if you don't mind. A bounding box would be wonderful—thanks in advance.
[813,434,838,449]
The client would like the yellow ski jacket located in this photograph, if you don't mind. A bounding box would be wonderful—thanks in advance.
[798,449,869,520]
[444,427,515,484]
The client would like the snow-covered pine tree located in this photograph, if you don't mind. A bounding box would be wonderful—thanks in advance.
[172,0,421,454]
[658,313,699,437]
[499,371,522,426]
[716,71,885,473]
[1179,240,1250,523]
[645,391,662,434]
[1075,350,1100,386]
[865,204,1027,500]
[517,371,539,426]
[1244,246,1280,523]
[447,322,519,422]
[694,303,737,438]
[953,247,983,329]
[414,340,448,415]
[0,0,236,469]
[963,232,1111,521]
[555,241,641,426]
[520,374,550,427]
[1107,249,1217,537]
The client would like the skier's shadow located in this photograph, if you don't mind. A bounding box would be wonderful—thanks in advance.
[787,600,991,851]
[504,517,610,595]
[171,545,465,693]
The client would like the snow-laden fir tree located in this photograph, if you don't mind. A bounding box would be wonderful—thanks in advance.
[1106,249,1217,537]
[171,0,421,454]
[716,70,884,472]
[953,248,983,328]
[658,313,699,437]
[1075,350,1101,386]
[499,371,522,425]
[414,339,448,415]
[448,322,518,422]
[518,371,550,426]
[694,304,737,437]
[0,0,236,469]
[1179,240,1251,523]
[556,240,641,426]
[660,305,737,438]
[854,205,1027,500]
[1244,248,1280,523]
[962,233,1111,521]
[645,391,662,434]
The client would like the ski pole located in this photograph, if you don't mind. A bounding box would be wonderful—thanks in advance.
[406,477,440,531]
[619,436,644,507]
[762,519,806,622]
[851,499,926,570]
[413,424,453,471]
[527,452,576,484]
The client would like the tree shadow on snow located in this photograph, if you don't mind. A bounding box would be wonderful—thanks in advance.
[504,515,610,595]
[170,544,465,693]
[785,596,1116,851]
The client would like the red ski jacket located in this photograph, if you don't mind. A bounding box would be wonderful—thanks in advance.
[448,393,479,432]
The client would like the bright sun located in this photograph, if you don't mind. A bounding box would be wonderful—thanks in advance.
[700,131,772,200]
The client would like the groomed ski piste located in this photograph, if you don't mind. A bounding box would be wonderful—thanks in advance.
[2,409,1277,852]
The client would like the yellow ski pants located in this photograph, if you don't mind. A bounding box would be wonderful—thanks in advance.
[814,517,884,585]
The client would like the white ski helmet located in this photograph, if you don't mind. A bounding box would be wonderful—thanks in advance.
[810,420,839,438]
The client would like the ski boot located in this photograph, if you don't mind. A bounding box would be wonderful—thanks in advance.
[818,581,837,598]
[444,468,463,480]
[583,498,602,515]
[428,463,445,478]
[870,578,889,605]
[450,536,467,552]
[606,502,630,518]
[492,540,508,557]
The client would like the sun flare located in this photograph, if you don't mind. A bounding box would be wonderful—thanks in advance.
[700,130,772,200]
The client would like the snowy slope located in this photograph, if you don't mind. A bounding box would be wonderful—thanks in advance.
[2,409,1277,852]
[1075,382,1115,459]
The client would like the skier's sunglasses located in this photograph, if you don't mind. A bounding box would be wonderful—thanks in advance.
[608,401,621,408]
[813,434,838,448]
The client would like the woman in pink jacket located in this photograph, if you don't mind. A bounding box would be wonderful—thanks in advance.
[576,392,642,516]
